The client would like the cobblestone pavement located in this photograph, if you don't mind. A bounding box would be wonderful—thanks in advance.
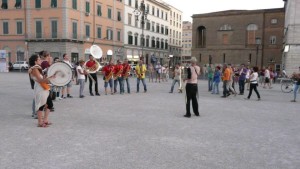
[0,72,300,169]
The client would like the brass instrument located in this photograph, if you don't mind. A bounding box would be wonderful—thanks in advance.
[113,66,123,80]
[84,60,100,73]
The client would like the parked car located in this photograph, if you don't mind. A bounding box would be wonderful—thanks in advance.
[13,61,29,71]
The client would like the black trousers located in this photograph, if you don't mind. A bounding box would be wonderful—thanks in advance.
[239,80,245,94]
[247,83,260,99]
[89,73,98,93]
[185,83,199,116]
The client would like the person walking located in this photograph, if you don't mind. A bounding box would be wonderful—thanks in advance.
[211,66,221,94]
[245,66,261,101]
[238,64,247,95]
[291,67,300,102]
[184,57,201,118]
[207,64,213,91]
[169,63,181,93]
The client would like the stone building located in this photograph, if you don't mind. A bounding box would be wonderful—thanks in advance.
[182,21,192,63]
[283,0,300,74]
[192,8,285,71]
[0,0,124,63]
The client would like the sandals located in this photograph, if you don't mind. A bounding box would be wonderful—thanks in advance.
[37,123,48,128]
[44,122,52,125]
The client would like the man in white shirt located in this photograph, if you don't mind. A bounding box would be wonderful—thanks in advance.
[61,53,74,98]
[155,62,162,83]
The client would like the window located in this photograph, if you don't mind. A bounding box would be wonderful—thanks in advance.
[117,11,121,21]
[51,0,57,8]
[85,25,90,38]
[165,41,168,49]
[146,22,150,30]
[72,0,77,10]
[152,7,155,15]
[165,27,168,35]
[197,26,206,48]
[36,21,42,38]
[135,0,138,9]
[156,24,159,33]
[35,0,41,8]
[270,36,276,44]
[97,5,102,16]
[86,1,90,13]
[161,11,164,19]
[72,22,77,39]
[107,29,113,40]
[152,38,155,48]
[128,33,133,45]
[1,0,8,9]
[15,0,22,8]
[165,14,168,20]
[134,35,138,45]
[156,39,160,48]
[146,37,149,47]
[152,22,155,31]
[16,21,22,35]
[222,34,229,44]
[271,19,278,24]
[128,0,131,6]
[97,27,101,38]
[161,26,164,34]
[108,8,112,19]
[128,14,132,25]
[117,31,121,41]
[157,9,159,17]
[3,21,9,34]
[161,40,164,49]
[51,20,57,38]
[247,24,258,44]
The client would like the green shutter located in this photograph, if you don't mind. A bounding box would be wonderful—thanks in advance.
[97,5,102,16]
[35,0,41,8]
[72,0,77,9]
[86,2,90,13]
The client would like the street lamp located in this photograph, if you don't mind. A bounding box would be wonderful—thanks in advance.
[133,0,148,61]
[255,37,261,66]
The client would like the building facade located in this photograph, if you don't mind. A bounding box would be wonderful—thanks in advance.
[182,21,192,63]
[0,0,124,63]
[192,8,285,71]
[283,0,300,74]
[123,0,169,65]
[166,4,182,66]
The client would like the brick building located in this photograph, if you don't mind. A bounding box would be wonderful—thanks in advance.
[192,8,285,71]
[0,0,124,63]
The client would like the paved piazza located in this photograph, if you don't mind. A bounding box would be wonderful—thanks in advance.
[0,72,299,169]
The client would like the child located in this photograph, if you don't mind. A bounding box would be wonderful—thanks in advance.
[76,60,87,98]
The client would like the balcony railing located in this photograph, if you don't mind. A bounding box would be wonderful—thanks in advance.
[25,33,88,42]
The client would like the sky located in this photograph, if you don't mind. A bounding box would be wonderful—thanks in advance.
[163,0,285,22]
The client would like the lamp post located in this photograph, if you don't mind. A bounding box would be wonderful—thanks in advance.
[255,37,261,67]
[133,0,148,61]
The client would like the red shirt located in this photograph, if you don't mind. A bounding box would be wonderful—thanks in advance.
[113,64,123,75]
[102,65,114,76]
[86,60,96,68]
[122,63,131,76]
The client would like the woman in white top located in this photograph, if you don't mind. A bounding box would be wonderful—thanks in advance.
[245,66,261,100]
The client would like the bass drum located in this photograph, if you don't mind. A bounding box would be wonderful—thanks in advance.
[47,62,73,86]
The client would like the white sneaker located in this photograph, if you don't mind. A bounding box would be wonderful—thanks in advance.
[58,97,63,100]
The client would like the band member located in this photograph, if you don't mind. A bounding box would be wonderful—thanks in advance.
[135,60,147,93]
[113,60,124,94]
[85,55,100,96]
[102,59,114,95]
[39,51,54,112]
[28,54,54,127]
[184,57,200,118]
[122,58,131,94]
[77,60,87,98]
[61,53,74,98]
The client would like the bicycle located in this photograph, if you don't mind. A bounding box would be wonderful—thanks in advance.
[280,78,294,93]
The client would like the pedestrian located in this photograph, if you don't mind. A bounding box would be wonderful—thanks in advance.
[238,64,247,95]
[221,64,230,98]
[76,60,87,98]
[211,66,221,94]
[169,63,181,93]
[291,67,300,102]
[263,66,271,89]
[148,63,154,82]
[245,66,261,101]
[184,57,201,118]
[155,62,162,83]
[61,53,74,98]
[207,64,213,91]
